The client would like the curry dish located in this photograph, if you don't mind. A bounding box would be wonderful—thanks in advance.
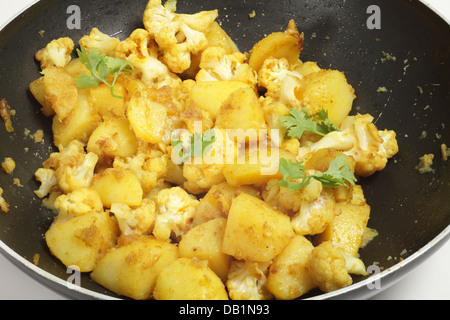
[29,0,398,300]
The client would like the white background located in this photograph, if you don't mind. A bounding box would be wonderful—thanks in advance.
[0,0,449,300]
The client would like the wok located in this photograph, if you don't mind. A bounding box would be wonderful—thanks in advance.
[0,0,449,300]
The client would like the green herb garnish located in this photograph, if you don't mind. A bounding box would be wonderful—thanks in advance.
[171,129,217,164]
[280,108,340,139]
[75,46,134,99]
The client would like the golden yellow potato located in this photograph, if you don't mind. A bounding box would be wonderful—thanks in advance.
[188,80,251,118]
[266,235,316,300]
[194,182,260,225]
[29,77,53,116]
[299,70,356,127]
[205,21,239,54]
[45,211,119,272]
[87,117,137,160]
[52,90,102,150]
[178,218,232,282]
[90,235,178,300]
[91,167,143,207]
[249,19,304,73]
[153,258,229,300]
[127,95,168,144]
[90,82,127,119]
[293,61,321,77]
[222,193,294,262]
[64,57,90,79]
[215,87,267,136]
[315,197,370,257]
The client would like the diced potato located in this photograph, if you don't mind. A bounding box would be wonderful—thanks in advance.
[52,90,102,150]
[293,61,321,77]
[222,149,294,187]
[42,66,78,120]
[45,211,119,272]
[266,235,316,300]
[194,182,260,225]
[64,57,90,79]
[315,200,371,257]
[90,82,127,119]
[90,235,178,300]
[222,193,294,262]
[178,218,232,282]
[29,77,53,116]
[249,20,304,73]
[299,70,356,127]
[205,21,239,54]
[87,117,137,160]
[215,87,267,137]
[127,95,168,144]
[91,167,143,207]
[188,80,251,118]
[153,258,229,300]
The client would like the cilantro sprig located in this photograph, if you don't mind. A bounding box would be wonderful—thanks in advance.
[280,108,340,139]
[268,155,357,191]
[171,129,217,164]
[75,46,134,99]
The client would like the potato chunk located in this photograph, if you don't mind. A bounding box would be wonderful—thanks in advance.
[153,258,228,300]
[45,211,119,272]
[188,80,251,118]
[52,90,102,150]
[90,82,127,119]
[91,167,143,207]
[127,95,167,144]
[87,117,137,160]
[215,87,267,136]
[266,235,315,300]
[178,218,232,282]
[222,193,294,262]
[315,191,371,257]
[249,20,304,73]
[90,235,178,300]
[299,70,356,127]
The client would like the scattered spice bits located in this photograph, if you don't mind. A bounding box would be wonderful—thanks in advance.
[0,98,14,133]
[1,157,16,174]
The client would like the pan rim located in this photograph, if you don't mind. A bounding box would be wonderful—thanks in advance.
[0,0,449,300]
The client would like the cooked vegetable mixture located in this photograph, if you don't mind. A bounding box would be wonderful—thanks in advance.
[30,0,398,300]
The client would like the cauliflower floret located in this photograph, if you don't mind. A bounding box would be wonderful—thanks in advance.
[291,188,337,236]
[195,46,257,88]
[258,57,303,108]
[0,187,10,213]
[143,0,218,73]
[35,37,74,70]
[226,260,273,300]
[342,252,367,276]
[79,27,121,55]
[34,168,58,199]
[114,28,181,88]
[42,140,98,194]
[182,163,226,195]
[152,186,199,241]
[113,151,169,195]
[53,188,103,222]
[299,114,399,177]
[262,175,322,215]
[307,241,353,293]
[110,199,156,236]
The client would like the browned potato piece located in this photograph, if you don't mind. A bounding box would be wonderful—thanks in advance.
[249,19,304,73]
[90,235,178,300]
[178,218,232,282]
[45,211,119,272]
[222,193,294,262]
[153,258,229,300]
[91,167,143,208]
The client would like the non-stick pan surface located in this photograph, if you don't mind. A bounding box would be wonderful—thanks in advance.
[0,0,449,300]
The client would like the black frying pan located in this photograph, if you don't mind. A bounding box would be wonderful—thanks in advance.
[0,0,449,300]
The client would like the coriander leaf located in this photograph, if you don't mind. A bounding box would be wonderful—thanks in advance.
[312,155,357,188]
[280,108,340,140]
[75,46,134,99]
[267,155,357,191]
